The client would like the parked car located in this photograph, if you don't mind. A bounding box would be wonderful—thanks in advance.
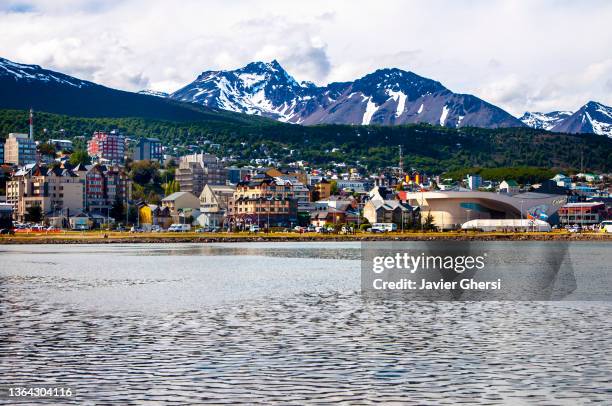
[249,224,260,233]
[130,226,144,233]
[371,223,397,233]
[566,224,582,233]
[0,229,15,235]
[168,223,191,232]
[150,225,162,232]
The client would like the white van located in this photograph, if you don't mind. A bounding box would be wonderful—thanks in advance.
[249,224,260,233]
[371,223,397,233]
[168,223,191,232]
[600,220,612,233]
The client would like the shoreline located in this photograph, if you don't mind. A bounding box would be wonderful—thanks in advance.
[1,231,611,244]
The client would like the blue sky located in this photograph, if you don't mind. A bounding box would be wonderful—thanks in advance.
[1,0,611,116]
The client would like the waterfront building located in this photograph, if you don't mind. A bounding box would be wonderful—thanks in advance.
[558,202,609,226]
[87,130,125,164]
[198,184,235,228]
[6,163,84,222]
[404,191,567,230]
[74,163,131,216]
[137,203,172,230]
[227,174,298,228]
[132,138,163,163]
[175,153,227,197]
[0,202,13,228]
[4,133,36,166]
[363,199,416,226]
[162,191,200,223]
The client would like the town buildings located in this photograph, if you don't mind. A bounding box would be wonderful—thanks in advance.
[75,163,131,215]
[132,137,163,163]
[4,133,36,166]
[175,153,227,197]
[227,174,298,228]
[558,202,610,226]
[87,130,125,163]
[198,184,235,228]
[363,199,416,226]
[161,191,200,223]
[6,163,84,222]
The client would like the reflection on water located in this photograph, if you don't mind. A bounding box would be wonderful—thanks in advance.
[0,243,611,404]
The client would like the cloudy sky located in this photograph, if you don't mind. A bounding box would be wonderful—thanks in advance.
[1,0,611,116]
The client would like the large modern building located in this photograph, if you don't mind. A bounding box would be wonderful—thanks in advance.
[4,133,36,166]
[132,137,162,163]
[404,191,567,230]
[87,130,125,163]
[175,153,227,197]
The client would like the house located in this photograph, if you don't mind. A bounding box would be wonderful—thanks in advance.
[552,173,571,189]
[161,191,200,222]
[368,186,395,202]
[499,180,520,195]
[363,199,416,226]
[138,204,172,230]
[198,184,235,228]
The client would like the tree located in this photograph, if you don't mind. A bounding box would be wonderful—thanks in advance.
[69,149,91,166]
[130,160,159,185]
[38,142,56,157]
[164,180,180,196]
[330,180,338,195]
[25,205,43,223]
[423,211,437,232]
[110,196,124,222]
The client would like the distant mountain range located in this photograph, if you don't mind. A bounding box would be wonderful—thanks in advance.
[1,55,611,136]
[169,60,524,128]
[519,102,612,136]
[0,57,267,125]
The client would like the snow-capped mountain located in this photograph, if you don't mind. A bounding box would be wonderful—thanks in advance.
[170,61,524,128]
[138,89,169,98]
[519,111,573,130]
[550,101,612,137]
[0,57,94,88]
[0,56,252,123]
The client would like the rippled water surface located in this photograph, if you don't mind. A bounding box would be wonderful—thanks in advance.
[1,242,611,404]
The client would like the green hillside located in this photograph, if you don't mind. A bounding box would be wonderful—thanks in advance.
[1,109,611,173]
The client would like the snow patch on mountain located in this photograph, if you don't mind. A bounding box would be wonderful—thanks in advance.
[520,111,572,130]
[440,105,449,126]
[362,97,378,125]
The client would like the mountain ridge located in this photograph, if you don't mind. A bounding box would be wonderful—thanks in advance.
[169,61,525,128]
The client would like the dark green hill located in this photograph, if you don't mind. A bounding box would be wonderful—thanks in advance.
[1,109,610,173]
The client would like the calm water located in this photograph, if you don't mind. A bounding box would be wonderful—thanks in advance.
[0,242,611,404]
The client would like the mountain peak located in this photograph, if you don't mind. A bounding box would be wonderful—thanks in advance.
[550,101,612,137]
[170,60,522,128]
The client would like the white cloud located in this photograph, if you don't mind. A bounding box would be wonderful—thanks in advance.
[0,0,611,116]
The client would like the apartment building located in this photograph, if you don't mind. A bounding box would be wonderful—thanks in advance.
[132,137,163,163]
[4,133,36,166]
[87,130,125,163]
[199,184,235,228]
[227,174,298,228]
[175,153,227,197]
[73,163,132,214]
[6,163,84,222]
